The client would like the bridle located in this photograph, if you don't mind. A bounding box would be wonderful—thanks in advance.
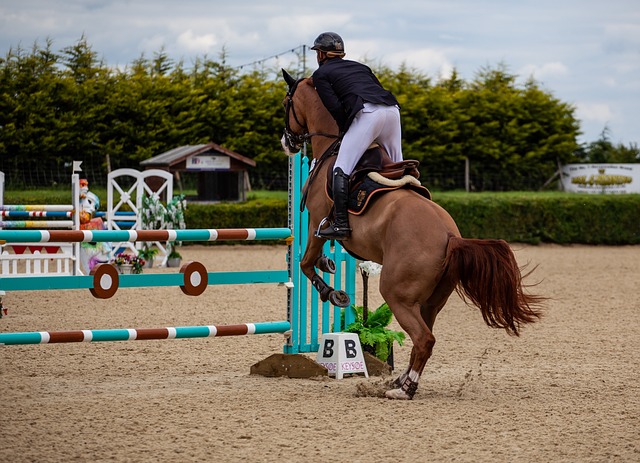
[283,77,340,153]
[283,78,308,151]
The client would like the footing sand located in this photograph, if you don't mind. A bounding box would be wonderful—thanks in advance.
[1,244,638,462]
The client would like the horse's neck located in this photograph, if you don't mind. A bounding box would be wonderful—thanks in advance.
[309,137,335,161]
[302,82,339,161]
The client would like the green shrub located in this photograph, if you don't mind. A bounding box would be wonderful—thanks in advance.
[184,198,288,245]
[5,189,639,245]
[434,192,640,244]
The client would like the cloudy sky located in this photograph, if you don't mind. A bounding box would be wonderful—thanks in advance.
[1,0,638,146]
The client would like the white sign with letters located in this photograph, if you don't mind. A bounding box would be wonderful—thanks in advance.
[316,332,368,379]
[560,164,640,194]
[186,155,231,170]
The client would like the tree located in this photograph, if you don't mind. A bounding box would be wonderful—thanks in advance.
[0,38,606,191]
[577,127,640,163]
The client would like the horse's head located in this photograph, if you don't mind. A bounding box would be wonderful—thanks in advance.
[281,69,308,156]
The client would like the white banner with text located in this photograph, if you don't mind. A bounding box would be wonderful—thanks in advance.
[561,164,640,194]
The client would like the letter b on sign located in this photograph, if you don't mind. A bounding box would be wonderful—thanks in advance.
[322,338,334,358]
[345,339,357,358]
[315,333,368,379]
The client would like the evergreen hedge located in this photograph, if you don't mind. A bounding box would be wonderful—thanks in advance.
[3,191,639,245]
[183,194,640,245]
[434,193,640,244]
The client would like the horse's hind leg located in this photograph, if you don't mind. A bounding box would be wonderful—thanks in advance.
[388,276,456,394]
[378,267,437,400]
[383,300,435,400]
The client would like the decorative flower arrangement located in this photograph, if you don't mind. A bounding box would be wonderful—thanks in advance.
[140,193,166,230]
[112,253,146,274]
[359,260,382,277]
[165,195,187,230]
[165,195,187,259]
[140,194,187,232]
[139,193,187,262]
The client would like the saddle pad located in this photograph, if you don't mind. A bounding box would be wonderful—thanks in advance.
[348,174,432,215]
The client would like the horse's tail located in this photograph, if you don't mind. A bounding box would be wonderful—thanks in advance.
[443,235,545,336]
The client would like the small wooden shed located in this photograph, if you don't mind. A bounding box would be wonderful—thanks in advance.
[140,143,256,202]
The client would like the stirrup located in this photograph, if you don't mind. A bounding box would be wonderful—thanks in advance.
[315,217,351,240]
[315,217,331,237]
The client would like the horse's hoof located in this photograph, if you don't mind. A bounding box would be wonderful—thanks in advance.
[385,388,413,400]
[315,255,336,274]
[329,290,350,307]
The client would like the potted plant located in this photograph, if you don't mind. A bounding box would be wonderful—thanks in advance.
[165,195,187,267]
[340,302,405,368]
[166,242,182,268]
[137,245,159,268]
[112,253,145,274]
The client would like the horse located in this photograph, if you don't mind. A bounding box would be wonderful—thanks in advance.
[280,70,544,400]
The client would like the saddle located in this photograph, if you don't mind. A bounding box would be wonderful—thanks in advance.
[326,144,432,215]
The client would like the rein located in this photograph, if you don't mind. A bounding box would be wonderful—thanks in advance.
[299,137,341,212]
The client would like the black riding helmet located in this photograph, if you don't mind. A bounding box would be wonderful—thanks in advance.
[310,32,345,53]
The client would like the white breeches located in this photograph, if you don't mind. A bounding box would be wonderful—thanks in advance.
[334,102,403,176]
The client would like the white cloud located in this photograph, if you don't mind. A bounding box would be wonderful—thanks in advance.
[390,48,454,78]
[177,30,218,53]
[519,62,569,80]
[576,103,613,123]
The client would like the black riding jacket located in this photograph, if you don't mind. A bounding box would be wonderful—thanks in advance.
[312,58,399,132]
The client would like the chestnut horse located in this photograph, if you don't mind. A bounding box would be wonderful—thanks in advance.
[281,70,544,400]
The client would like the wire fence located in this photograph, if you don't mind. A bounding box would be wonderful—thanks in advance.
[0,158,555,193]
[0,159,293,192]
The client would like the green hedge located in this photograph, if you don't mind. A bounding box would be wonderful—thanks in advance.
[186,193,640,245]
[434,193,640,244]
[184,198,288,245]
[4,190,639,245]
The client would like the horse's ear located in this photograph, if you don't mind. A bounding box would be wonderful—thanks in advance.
[282,69,296,88]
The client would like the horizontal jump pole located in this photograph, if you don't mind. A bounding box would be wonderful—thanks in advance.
[0,228,292,243]
[0,270,290,292]
[0,220,75,229]
[1,211,73,218]
[0,321,291,345]
[95,211,136,217]
[0,205,74,212]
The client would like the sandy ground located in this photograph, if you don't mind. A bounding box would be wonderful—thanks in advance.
[0,244,638,463]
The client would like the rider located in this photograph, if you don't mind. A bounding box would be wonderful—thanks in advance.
[311,31,403,240]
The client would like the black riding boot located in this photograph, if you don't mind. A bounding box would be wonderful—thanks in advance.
[317,168,351,240]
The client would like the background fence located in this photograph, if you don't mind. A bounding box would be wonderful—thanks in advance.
[0,158,555,192]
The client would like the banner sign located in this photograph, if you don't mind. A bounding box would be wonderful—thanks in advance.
[186,155,231,170]
[560,164,640,194]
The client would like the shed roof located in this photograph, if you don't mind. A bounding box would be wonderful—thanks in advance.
[140,143,256,168]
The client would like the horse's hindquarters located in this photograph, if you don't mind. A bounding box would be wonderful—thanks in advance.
[346,190,456,264]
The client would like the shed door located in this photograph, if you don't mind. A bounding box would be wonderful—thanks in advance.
[197,171,243,201]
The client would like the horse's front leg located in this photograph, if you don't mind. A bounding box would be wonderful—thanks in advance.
[300,236,350,307]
